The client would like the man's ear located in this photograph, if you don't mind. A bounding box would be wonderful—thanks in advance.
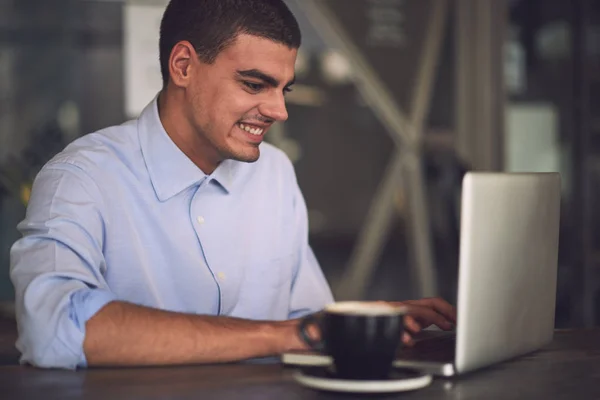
[168,41,196,88]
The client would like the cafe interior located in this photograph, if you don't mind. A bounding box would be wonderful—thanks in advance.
[1,0,600,398]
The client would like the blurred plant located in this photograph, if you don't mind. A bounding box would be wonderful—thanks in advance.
[0,118,68,206]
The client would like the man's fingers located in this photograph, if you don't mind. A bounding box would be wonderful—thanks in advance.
[404,304,454,330]
[403,297,457,324]
[374,299,456,331]
[404,315,421,334]
[403,298,456,323]
[402,332,415,346]
[424,297,457,323]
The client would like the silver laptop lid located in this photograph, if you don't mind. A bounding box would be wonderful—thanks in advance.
[455,172,561,374]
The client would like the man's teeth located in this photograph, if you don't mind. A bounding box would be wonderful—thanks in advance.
[239,123,264,136]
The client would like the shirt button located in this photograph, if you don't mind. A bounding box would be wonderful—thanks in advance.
[217,272,226,281]
[197,216,205,224]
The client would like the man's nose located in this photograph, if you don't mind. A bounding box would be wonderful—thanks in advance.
[258,93,289,122]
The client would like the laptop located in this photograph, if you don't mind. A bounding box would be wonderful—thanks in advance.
[283,172,561,377]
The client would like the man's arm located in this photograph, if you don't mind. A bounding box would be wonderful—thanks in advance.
[84,301,306,366]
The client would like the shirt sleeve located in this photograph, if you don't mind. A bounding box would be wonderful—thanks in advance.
[10,163,117,369]
[287,169,334,319]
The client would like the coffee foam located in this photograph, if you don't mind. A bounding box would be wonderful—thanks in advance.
[325,301,407,316]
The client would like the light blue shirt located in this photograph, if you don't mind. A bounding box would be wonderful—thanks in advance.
[10,98,334,369]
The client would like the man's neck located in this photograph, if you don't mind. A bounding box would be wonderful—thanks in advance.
[157,90,220,175]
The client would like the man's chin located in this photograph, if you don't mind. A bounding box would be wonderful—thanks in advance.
[229,147,260,163]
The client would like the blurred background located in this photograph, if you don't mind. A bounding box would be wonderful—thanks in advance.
[0,0,598,329]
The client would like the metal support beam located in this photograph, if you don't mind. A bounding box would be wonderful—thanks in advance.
[298,0,447,300]
[455,0,506,171]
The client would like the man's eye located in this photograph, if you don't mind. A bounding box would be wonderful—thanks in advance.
[243,81,264,91]
[284,86,293,95]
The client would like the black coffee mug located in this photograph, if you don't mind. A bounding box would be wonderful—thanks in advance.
[298,301,407,380]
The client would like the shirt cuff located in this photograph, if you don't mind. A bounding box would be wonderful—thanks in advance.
[69,288,118,331]
[69,288,117,367]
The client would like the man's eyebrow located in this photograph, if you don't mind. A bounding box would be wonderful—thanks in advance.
[236,69,295,88]
[285,76,296,88]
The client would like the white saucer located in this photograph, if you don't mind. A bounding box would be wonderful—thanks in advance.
[292,367,432,394]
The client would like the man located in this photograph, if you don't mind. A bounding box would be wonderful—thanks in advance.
[10,0,456,369]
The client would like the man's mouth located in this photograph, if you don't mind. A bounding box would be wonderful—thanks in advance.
[238,123,264,136]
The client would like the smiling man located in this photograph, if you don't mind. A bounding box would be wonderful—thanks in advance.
[10,0,456,369]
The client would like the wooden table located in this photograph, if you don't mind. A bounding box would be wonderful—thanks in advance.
[1,316,599,399]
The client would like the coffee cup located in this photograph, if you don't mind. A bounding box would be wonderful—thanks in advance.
[298,301,407,380]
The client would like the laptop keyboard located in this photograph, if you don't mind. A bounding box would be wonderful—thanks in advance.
[398,332,456,363]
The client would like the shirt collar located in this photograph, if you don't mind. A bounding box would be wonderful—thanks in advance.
[138,96,236,201]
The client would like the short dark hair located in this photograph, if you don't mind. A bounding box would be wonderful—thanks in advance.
[159,0,301,87]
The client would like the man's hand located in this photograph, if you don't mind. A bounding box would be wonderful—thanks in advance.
[290,298,456,352]
[383,297,457,346]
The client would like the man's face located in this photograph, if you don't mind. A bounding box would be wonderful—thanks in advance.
[187,34,296,167]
